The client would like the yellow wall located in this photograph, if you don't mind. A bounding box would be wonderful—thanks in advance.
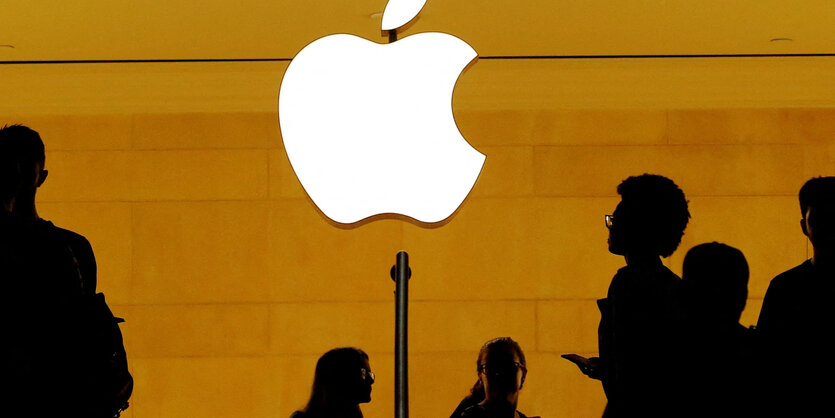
[4,59,834,417]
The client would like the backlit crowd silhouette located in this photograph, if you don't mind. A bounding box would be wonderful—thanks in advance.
[2,124,833,417]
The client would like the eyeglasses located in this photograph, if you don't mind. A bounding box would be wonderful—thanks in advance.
[360,367,375,383]
[478,362,526,374]
[604,214,614,229]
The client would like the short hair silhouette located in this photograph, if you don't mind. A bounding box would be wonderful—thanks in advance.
[0,124,46,166]
[616,174,690,257]
[799,176,835,215]
[0,152,20,202]
[300,347,371,418]
[682,242,749,322]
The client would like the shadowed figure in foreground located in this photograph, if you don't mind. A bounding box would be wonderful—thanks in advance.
[292,347,374,418]
[450,337,539,418]
[677,242,758,417]
[0,124,97,292]
[0,138,88,415]
[1,124,132,417]
[571,174,690,417]
[757,176,835,417]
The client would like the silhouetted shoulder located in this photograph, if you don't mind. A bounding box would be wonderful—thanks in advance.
[758,260,812,328]
[608,263,680,299]
[290,411,307,418]
[40,220,97,292]
[770,260,813,288]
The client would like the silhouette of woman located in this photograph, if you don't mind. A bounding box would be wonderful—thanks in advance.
[291,347,374,418]
[451,337,535,418]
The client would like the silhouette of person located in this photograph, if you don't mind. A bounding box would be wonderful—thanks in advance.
[588,174,690,418]
[450,337,537,418]
[677,242,758,417]
[291,347,374,418]
[1,124,131,417]
[0,135,87,416]
[0,124,97,292]
[757,176,835,416]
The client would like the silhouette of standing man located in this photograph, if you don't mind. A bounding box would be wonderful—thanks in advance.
[678,242,758,418]
[591,174,690,418]
[757,176,835,417]
[0,128,89,416]
[0,124,97,292]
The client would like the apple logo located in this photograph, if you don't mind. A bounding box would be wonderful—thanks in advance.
[278,0,486,225]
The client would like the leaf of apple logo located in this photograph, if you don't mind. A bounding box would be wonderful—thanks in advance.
[278,0,486,225]
[382,0,427,30]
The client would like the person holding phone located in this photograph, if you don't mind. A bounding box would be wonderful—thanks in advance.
[566,174,690,417]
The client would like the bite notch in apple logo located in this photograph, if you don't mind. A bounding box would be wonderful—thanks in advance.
[278,0,486,225]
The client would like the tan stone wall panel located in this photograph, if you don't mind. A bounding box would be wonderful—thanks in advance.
[9,114,133,150]
[534,144,805,197]
[129,357,283,418]
[269,302,393,355]
[470,146,534,197]
[38,151,134,202]
[132,112,279,149]
[268,201,403,302]
[118,304,270,358]
[537,300,600,354]
[456,109,668,146]
[131,201,271,303]
[410,301,536,352]
[268,148,308,199]
[130,150,269,201]
[668,108,835,145]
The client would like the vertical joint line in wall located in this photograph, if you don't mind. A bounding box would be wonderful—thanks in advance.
[128,203,135,302]
[265,148,272,200]
[265,302,273,350]
[533,302,539,352]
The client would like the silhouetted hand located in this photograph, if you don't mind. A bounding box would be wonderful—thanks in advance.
[583,357,606,380]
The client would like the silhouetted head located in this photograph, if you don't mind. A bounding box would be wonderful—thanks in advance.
[799,176,835,251]
[682,242,749,324]
[0,125,48,212]
[0,152,21,211]
[607,174,690,258]
[476,337,527,403]
[302,347,373,418]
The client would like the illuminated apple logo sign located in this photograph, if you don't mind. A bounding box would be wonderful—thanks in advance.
[278,0,485,225]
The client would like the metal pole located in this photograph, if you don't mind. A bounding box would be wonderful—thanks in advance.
[391,251,411,418]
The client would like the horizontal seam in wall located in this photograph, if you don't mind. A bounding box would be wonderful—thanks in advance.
[110,297,766,308]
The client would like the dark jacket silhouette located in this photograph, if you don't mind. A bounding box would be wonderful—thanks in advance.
[596,174,690,418]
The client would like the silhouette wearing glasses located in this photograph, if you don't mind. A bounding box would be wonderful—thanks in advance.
[677,242,758,417]
[292,347,374,418]
[573,174,689,417]
[757,176,835,416]
[450,337,538,418]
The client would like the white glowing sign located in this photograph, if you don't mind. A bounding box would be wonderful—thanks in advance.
[278,0,485,224]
